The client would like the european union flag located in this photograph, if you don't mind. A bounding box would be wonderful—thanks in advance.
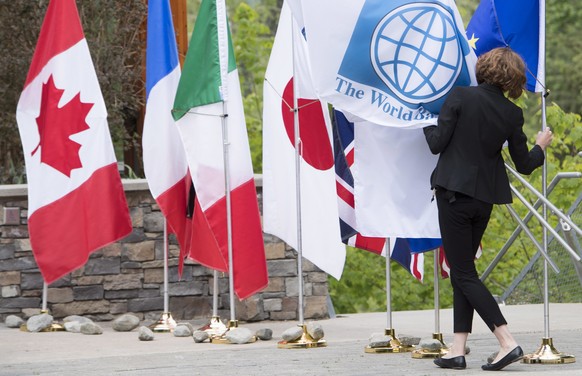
[466,0,544,93]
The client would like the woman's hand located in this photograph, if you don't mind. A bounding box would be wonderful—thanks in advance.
[535,127,553,150]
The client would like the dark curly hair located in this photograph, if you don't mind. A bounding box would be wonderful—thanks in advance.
[475,47,526,99]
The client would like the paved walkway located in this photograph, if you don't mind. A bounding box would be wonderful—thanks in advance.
[1,303,580,375]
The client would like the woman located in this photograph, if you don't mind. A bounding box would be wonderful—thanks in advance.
[423,47,553,371]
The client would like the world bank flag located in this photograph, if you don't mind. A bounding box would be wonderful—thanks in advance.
[466,0,544,93]
[297,0,477,128]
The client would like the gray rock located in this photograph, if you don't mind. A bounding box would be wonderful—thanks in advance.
[113,314,140,332]
[281,326,303,342]
[26,313,53,332]
[399,335,421,346]
[369,333,392,348]
[419,338,443,351]
[255,328,273,341]
[63,315,93,324]
[193,330,209,343]
[178,322,194,332]
[64,321,82,333]
[225,327,254,344]
[306,322,324,340]
[80,322,103,335]
[173,324,193,337]
[5,315,24,328]
[138,326,154,341]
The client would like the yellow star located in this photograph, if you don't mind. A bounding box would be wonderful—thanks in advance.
[468,33,479,50]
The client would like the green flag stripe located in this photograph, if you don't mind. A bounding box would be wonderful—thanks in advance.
[173,0,237,120]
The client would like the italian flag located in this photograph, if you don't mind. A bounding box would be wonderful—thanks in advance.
[172,0,268,299]
[15,0,132,284]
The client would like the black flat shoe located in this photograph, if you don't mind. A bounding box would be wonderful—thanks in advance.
[434,356,467,370]
[481,346,523,371]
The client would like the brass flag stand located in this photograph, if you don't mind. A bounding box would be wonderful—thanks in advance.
[365,240,413,353]
[200,270,228,338]
[412,248,448,358]
[20,282,65,332]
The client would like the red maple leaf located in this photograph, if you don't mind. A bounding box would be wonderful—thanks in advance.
[31,75,93,177]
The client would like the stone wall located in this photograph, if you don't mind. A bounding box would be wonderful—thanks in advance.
[0,179,330,322]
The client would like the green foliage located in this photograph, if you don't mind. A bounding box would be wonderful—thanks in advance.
[232,3,273,172]
[186,0,276,172]
[0,0,147,183]
[546,0,582,115]
[329,247,454,314]
[0,1,46,184]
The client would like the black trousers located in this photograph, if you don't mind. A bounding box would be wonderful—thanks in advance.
[436,190,507,333]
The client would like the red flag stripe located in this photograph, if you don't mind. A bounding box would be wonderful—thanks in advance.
[336,180,355,208]
[411,253,423,281]
[155,176,192,275]
[345,146,354,167]
[191,178,268,300]
[28,164,132,284]
[353,234,384,254]
[24,0,84,88]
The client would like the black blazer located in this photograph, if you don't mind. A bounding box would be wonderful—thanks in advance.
[423,83,545,204]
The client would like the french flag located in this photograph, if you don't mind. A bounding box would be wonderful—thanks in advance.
[332,110,446,282]
[143,0,191,273]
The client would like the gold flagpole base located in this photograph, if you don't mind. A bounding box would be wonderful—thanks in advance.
[199,316,228,338]
[19,310,65,332]
[365,328,415,353]
[278,324,327,349]
[210,320,257,344]
[522,337,576,364]
[412,333,449,359]
[19,322,66,332]
[149,312,177,333]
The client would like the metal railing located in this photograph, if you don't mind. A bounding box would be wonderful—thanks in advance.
[481,171,582,304]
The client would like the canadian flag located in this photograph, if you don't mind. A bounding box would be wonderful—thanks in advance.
[16,0,132,284]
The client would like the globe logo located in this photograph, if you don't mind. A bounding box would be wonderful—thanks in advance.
[371,3,462,104]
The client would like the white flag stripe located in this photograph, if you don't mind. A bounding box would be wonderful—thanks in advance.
[176,72,253,211]
[355,124,440,238]
[16,40,116,215]
[143,66,187,198]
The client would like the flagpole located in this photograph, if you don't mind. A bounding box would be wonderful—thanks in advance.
[292,42,305,329]
[213,271,219,317]
[523,0,574,364]
[365,239,412,353]
[209,98,246,344]
[277,8,326,349]
[200,269,228,337]
[412,248,447,358]
[150,219,176,332]
[385,240,392,330]
[221,101,237,326]
[523,81,575,364]
[42,283,48,312]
